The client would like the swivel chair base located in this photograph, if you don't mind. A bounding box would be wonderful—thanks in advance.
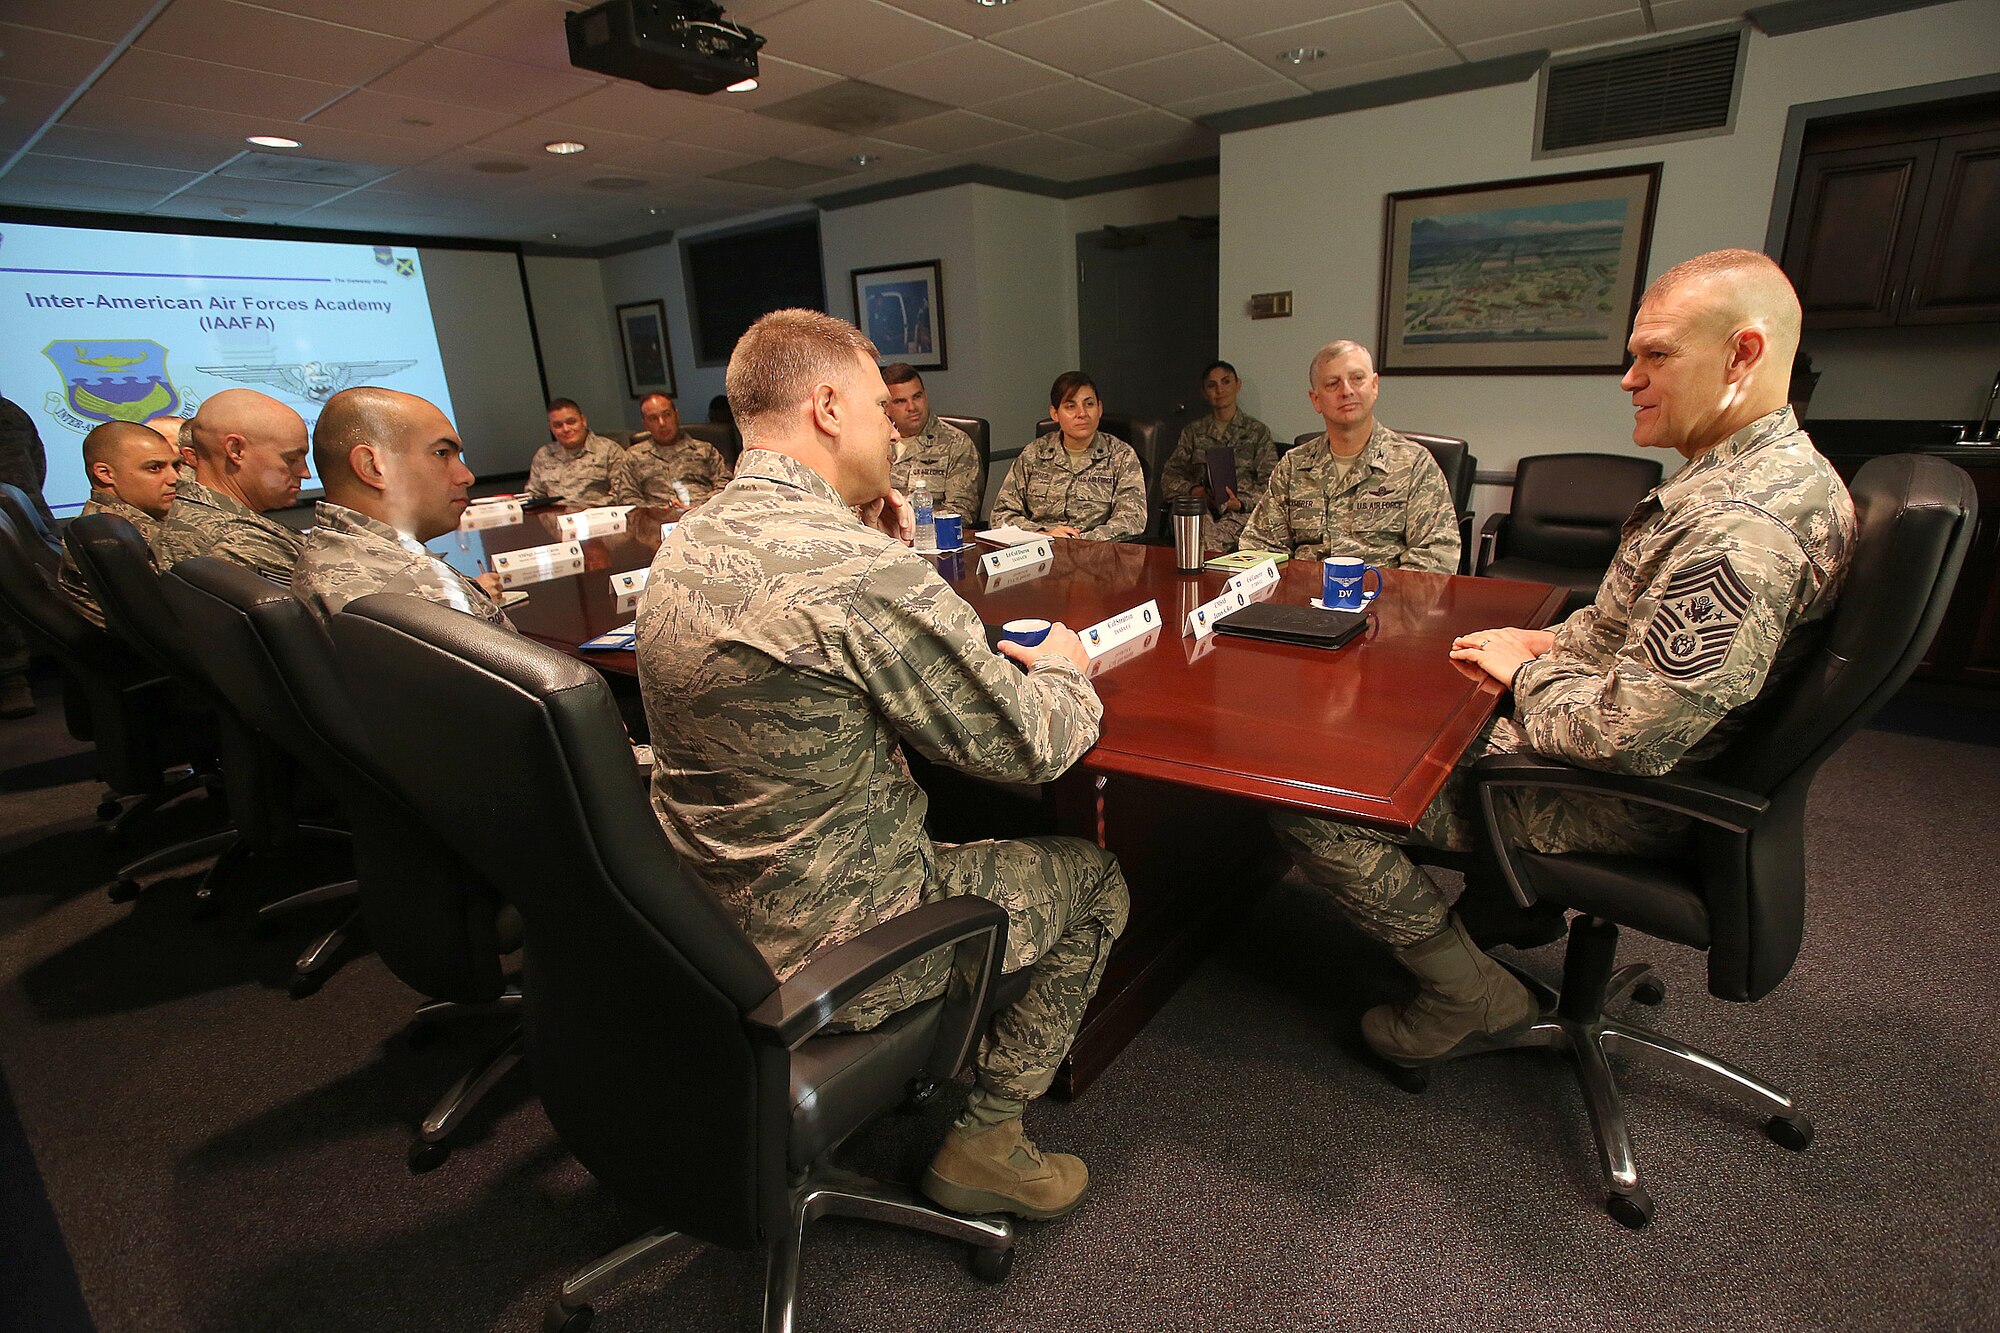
[98,764,217,836]
[406,990,527,1174]
[1387,916,1814,1230]
[543,1161,1016,1333]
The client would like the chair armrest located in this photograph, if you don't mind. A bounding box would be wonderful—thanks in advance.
[1476,513,1507,575]
[1469,752,1768,832]
[745,897,1009,1056]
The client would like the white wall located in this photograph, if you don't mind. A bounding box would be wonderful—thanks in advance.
[417,246,548,482]
[1219,0,2000,474]
[522,254,625,445]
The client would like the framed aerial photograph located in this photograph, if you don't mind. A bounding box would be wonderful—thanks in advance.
[1378,164,1662,374]
[852,260,947,371]
[615,299,675,398]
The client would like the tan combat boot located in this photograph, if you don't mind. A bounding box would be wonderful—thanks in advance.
[920,1118,1089,1220]
[1361,913,1539,1066]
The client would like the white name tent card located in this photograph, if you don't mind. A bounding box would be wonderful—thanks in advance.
[459,500,522,531]
[1081,599,1162,660]
[557,506,631,541]
[981,556,1055,592]
[1224,557,1280,598]
[1086,626,1160,678]
[981,538,1055,576]
[1185,585,1251,640]
[491,540,584,589]
[610,567,650,614]
[975,525,1047,547]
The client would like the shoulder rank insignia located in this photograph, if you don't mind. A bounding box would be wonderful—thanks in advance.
[1643,553,1753,681]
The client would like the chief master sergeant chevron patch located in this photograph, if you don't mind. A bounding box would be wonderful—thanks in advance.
[1644,553,1754,680]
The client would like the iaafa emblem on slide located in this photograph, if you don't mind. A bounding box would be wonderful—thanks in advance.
[41,340,181,432]
[197,359,417,404]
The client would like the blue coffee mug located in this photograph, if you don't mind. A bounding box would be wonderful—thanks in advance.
[1322,557,1382,611]
[1000,617,1052,647]
[933,512,962,550]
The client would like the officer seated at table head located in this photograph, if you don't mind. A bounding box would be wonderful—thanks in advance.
[152,388,310,585]
[56,420,182,627]
[883,362,982,523]
[291,386,511,627]
[1269,250,1854,1070]
[525,397,622,507]
[988,371,1147,542]
[637,308,1130,1220]
[1238,341,1458,572]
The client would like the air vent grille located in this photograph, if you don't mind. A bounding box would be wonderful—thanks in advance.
[1539,30,1743,154]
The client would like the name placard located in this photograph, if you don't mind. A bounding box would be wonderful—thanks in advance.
[1087,626,1160,678]
[1224,557,1280,598]
[491,540,584,588]
[982,556,1054,592]
[1081,599,1161,660]
[1185,585,1250,640]
[981,538,1054,576]
[459,500,522,531]
[610,566,650,614]
[557,506,631,541]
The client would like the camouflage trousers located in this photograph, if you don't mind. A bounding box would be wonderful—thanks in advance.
[845,836,1129,1104]
[1270,730,1690,949]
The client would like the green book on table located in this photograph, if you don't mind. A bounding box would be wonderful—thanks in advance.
[1203,549,1291,572]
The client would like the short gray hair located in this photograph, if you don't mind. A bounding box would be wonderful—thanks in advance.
[1307,340,1373,385]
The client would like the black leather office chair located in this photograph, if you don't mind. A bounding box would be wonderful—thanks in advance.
[1033,413,1164,540]
[680,420,740,469]
[936,414,991,522]
[328,594,1022,1332]
[1436,454,1977,1229]
[1289,430,1479,572]
[67,514,351,927]
[0,482,62,575]
[164,559,525,1162]
[0,507,218,844]
[1476,453,1663,614]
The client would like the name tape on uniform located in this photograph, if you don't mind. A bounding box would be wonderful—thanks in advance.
[492,540,585,589]
[610,566,650,614]
[557,506,631,541]
[459,500,522,531]
[1185,585,1250,639]
[1081,599,1161,660]
[981,557,1054,591]
[1224,557,1280,598]
[981,538,1054,576]
[1087,626,1160,678]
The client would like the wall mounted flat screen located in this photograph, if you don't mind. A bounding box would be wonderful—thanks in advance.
[683,217,825,366]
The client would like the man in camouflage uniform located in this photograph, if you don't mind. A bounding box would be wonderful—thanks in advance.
[1160,360,1277,553]
[1239,341,1458,573]
[1272,251,1855,1068]
[0,394,54,718]
[292,387,511,626]
[153,388,308,586]
[611,391,732,511]
[884,362,983,522]
[990,372,1147,542]
[526,398,622,506]
[639,310,1128,1220]
[58,421,181,628]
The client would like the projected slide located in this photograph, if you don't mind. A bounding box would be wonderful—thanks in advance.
[0,221,458,512]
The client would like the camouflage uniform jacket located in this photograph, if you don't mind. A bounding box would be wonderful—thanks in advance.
[889,415,983,521]
[636,448,1102,1015]
[152,473,304,585]
[59,491,159,628]
[292,502,511,627]
[1504,408,1855,777]
[989,431,1147,542]
[1160,411,1277,512]
[611,430,733,508]
[1238,423,1459,572]
[0,395,53,523]
[526,433,622,506]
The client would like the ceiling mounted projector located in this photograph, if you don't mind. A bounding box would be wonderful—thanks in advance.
[565,0,766,96]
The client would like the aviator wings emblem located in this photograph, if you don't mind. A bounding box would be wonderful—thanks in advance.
[195,359,418,403]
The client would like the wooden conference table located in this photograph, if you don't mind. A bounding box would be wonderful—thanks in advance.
[446,504,1566,1095]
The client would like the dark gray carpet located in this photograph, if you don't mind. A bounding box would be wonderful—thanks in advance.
[1,666,1995,1333]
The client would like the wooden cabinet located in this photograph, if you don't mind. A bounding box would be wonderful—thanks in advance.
[1783,121,2000,329]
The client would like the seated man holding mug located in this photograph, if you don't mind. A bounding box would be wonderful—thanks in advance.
[1238,340,1458,574]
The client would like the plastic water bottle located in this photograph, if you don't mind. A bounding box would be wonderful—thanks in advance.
[911,476,937,550]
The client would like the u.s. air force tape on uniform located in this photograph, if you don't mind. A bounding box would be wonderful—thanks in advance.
[1081,599,1161,659]
[982,556,1054,592]
[982,538,1054,575]
[1223,557,1280,598]
[492,540,584,588]
[611,566,650,614]
[460,500,522,531]
[557,506,632,541]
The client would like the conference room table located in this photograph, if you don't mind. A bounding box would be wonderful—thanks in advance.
[442,502,1566,1095]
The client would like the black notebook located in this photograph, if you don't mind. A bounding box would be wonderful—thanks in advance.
[1204,446,1237,517]
[1212,602,1368,650]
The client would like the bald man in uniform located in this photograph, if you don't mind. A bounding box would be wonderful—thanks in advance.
[291,387,509,625]
[1269,250,1855,1070]
[57,421,182,628]
[152,388,309,584]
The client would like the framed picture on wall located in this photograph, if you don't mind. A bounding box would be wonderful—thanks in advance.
[614,299,675,398]
[851,260,947,371]
[1378,164,1662,374]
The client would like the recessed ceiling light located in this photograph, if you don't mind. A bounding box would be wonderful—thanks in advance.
[1277,47,1325,65]
[849,153,880,166]
[548,232,563,240]
[969,1,1014,7]
[543,140,587,155]
[647,208,664,216]
[725,77,759,92]
[247,134,301,148]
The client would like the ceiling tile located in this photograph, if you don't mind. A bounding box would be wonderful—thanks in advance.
[469,117,655,161]
[31,122,244,174]
[1165,82,1306,121]
[537,78,727,134]
[367,46,605,116]
[1253,5,1445,74]
[1409,0,1641,45]
[1648,0,1754,30]
[0,179,175,212]
[873,0,1059,38]
[177,175,352,206]
[137,0,422,86]
[1457,10,1648,60]
[595,138,760,177]
[7,153,203,192]
[872,39,1067,106]
[1041,146,1145,182]
[150,195,309,224]
[974,79,1146,132]
[1288,45,1459,92]
[1061,107,1202,151]
[303,89,520,143]
[1155,0,1385,41]
[752,0,969,79]
[439,0,587,71]
[93,48,349,121]
[974,132,1109,175]
[663,109,846,156]
[0,0,160,43]
[989,0,1210,76]
[783,133,917,168]
[0,76,71,130]
[874,108,1024,153]
[61,90,280,141]
[1093,41,1290,104]
[245,0,500,43]
[0,23,115,87]
[700,56,842,112]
